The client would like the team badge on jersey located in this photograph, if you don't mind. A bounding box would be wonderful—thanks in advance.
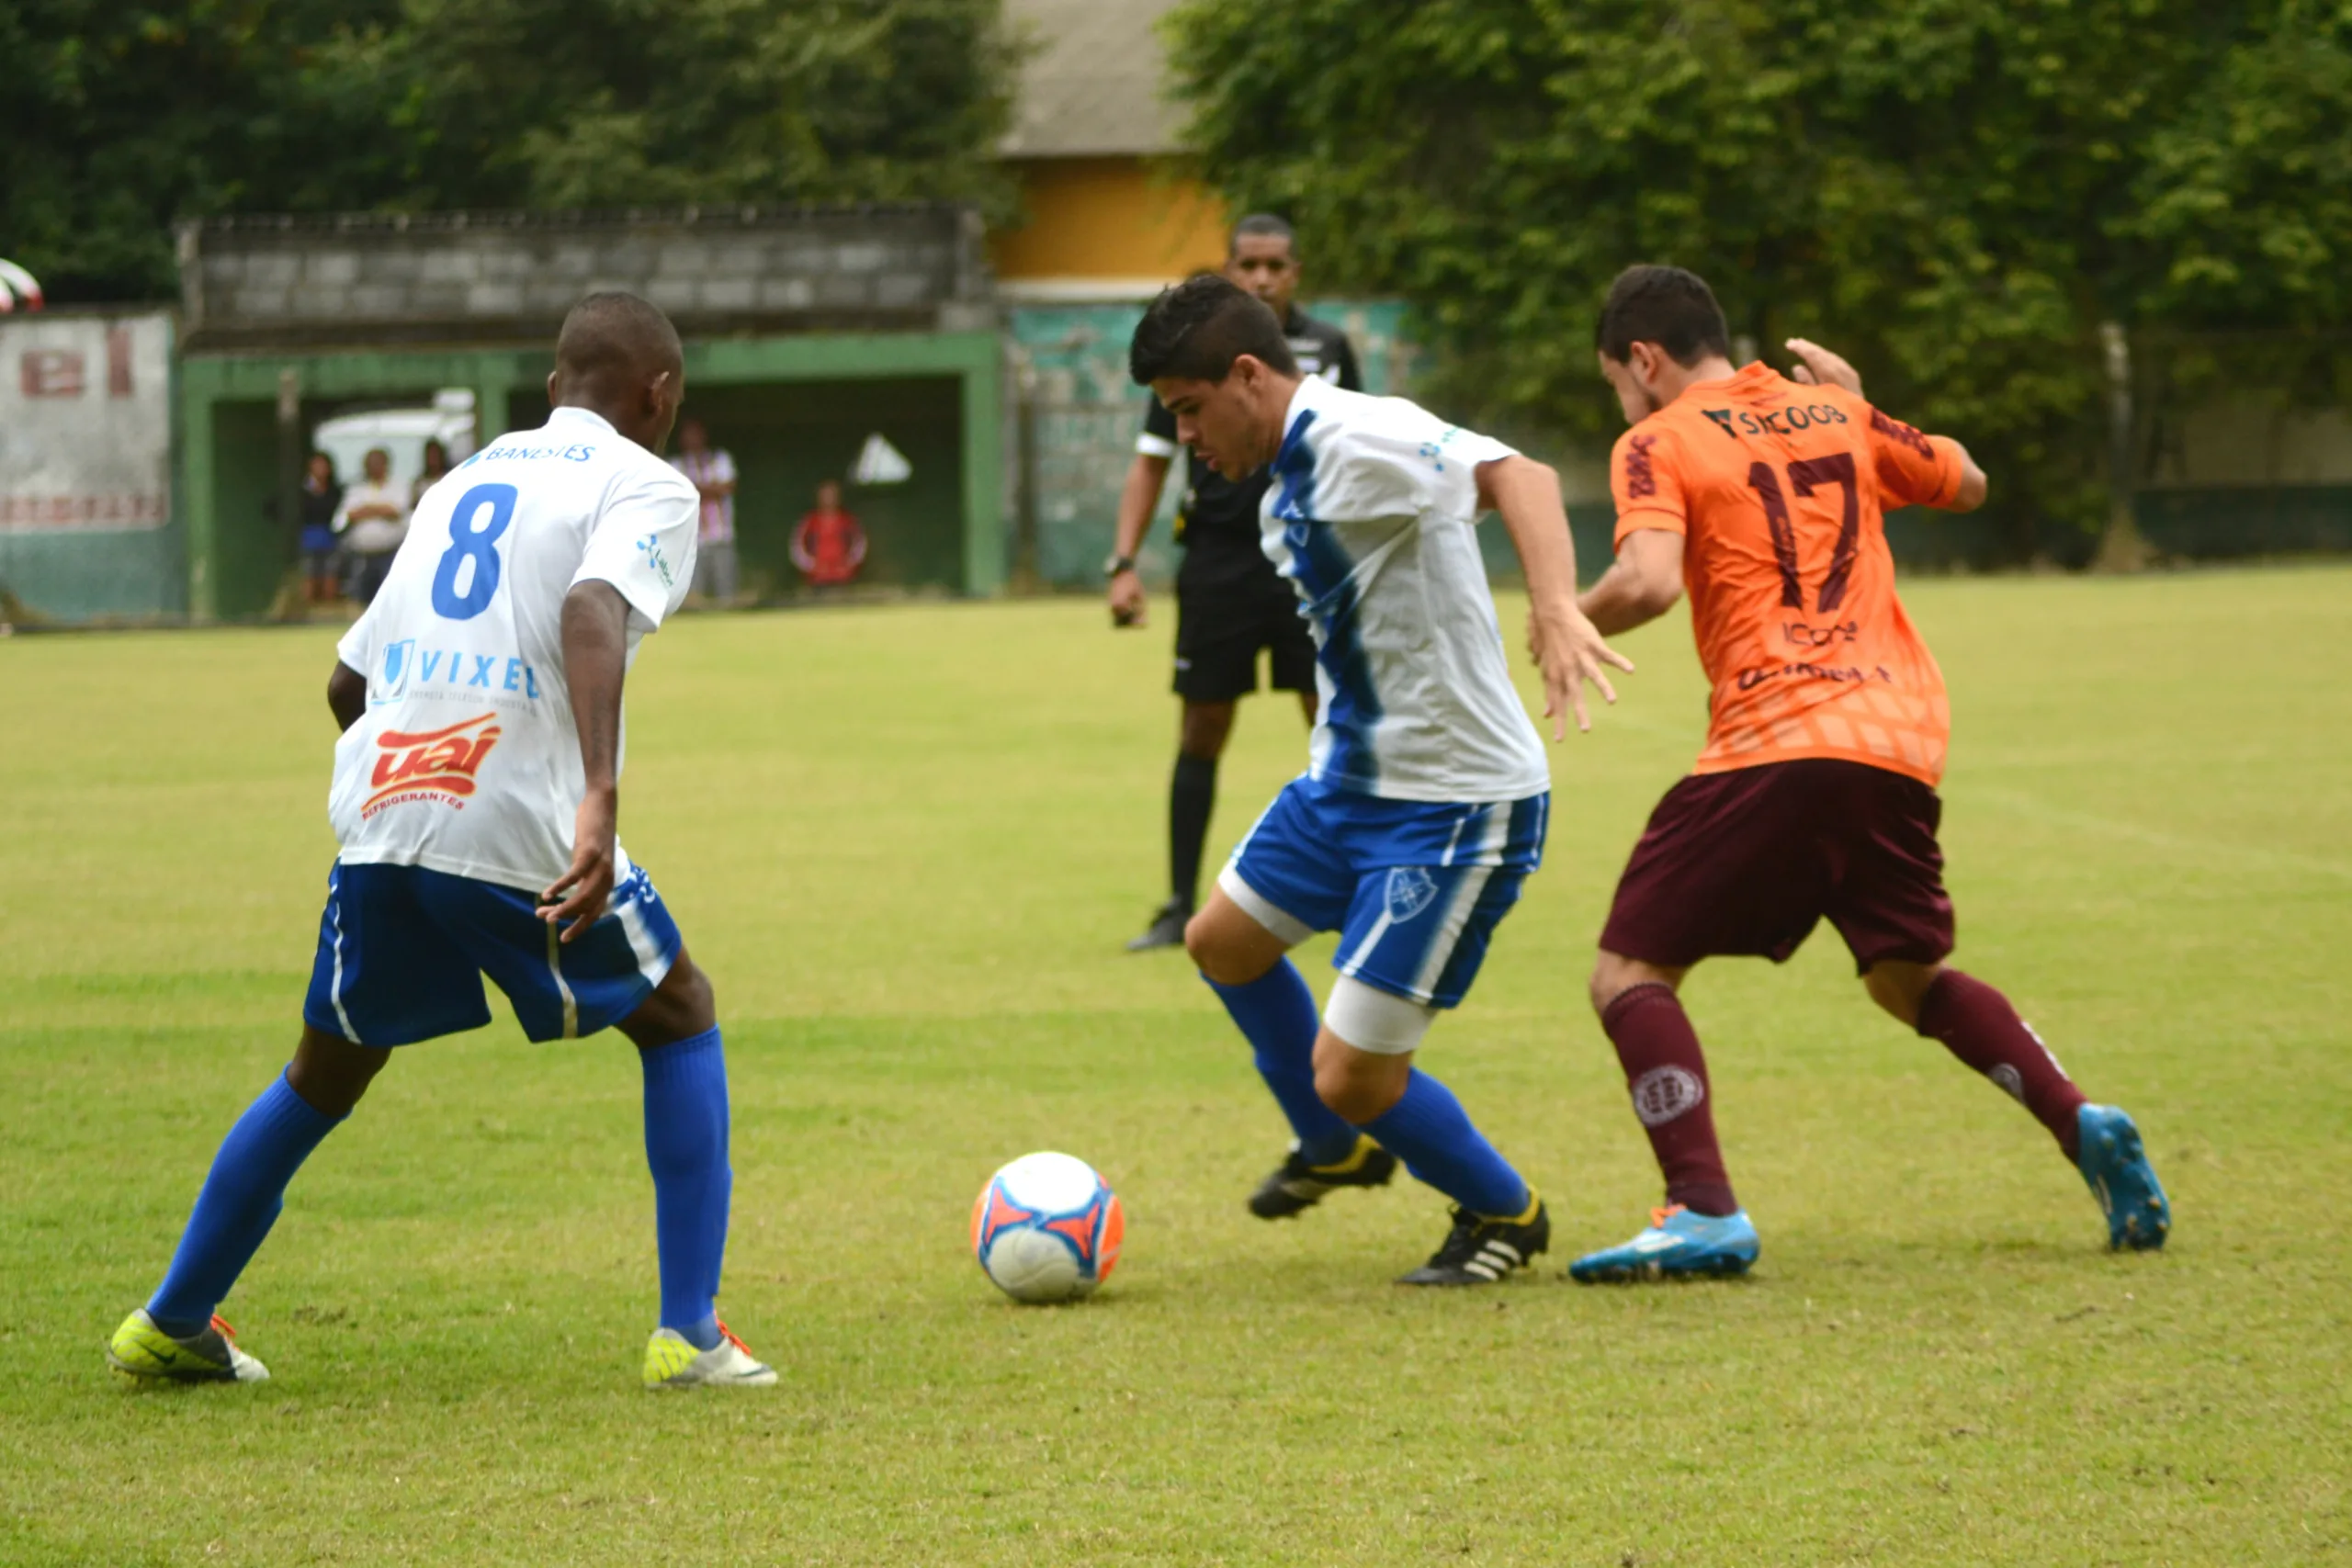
[1384,866,1440,923]
[377,639,415,705]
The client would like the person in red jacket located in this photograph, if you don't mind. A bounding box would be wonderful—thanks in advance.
[791,480,866,587]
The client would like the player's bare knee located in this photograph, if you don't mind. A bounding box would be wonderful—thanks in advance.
[1315,981,1429,1120]
[287,1027,390,1118]
[1184,914,1255,984]
[1313,1062,1392,1123]
[1864,961,1938,1028]
[666,953,716,1019]
[1590,951,1675,1016]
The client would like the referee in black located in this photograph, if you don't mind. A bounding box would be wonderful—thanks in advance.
[1106,214,1363,951]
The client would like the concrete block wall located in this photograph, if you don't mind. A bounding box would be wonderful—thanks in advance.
[178,207,994,349]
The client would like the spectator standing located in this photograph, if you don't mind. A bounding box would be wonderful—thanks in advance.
[333,446,408,606]
[299,452,344,605]
[670,417,739,605]
[412,438,452,511]
[791,480,867,588]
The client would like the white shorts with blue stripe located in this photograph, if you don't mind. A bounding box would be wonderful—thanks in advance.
[1219,776,1547,1010]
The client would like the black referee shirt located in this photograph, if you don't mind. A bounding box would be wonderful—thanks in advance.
[1138,308,1363,591]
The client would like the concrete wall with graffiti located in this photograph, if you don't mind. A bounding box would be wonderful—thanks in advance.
[1008,299,1413,586]
[0,310,180,623]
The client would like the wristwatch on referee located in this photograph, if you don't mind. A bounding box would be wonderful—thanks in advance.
[1103,552,1137,579]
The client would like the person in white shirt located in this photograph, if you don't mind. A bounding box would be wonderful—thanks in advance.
[332,446,409,606]
[1127,274,1630,1284]
[669,417,739,605]
[107,292,776,1393]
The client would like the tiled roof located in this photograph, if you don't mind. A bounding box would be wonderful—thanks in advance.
[1001,0,1183,158]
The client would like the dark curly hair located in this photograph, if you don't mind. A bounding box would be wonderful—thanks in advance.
[1128,274,1299,386]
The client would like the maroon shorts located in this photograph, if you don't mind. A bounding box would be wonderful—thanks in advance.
[1600,758,1954,974]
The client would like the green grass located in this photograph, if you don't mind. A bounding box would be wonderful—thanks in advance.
[2,567,2348,1565]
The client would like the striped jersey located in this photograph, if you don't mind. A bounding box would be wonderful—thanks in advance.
[1262,376,1548,803]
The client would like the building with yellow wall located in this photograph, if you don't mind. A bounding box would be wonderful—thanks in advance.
[994,0,1229,299]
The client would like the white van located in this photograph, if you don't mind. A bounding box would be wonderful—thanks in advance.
[314,389,480,493]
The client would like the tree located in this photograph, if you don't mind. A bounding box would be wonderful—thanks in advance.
[1164,0,2352,550]
[0,0,1017,303]
[326,0,1020,214]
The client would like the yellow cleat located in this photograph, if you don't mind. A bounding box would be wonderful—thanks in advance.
[642,1320,776,1390]
[107,1309,269,1383]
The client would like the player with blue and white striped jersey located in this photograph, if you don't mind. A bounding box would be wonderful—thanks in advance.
[1129,275,1632,1284]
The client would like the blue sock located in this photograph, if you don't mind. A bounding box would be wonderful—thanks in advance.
[148,1073,342,1335]
[1205,961,1359,1166]
[1362,1069,1531,1218]
[640,1026,730,1350]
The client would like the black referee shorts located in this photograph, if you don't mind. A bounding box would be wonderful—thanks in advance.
[1172,581,1317,703]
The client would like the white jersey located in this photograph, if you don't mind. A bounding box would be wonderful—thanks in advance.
[330,407,699,891]
[1263,377,1550,803]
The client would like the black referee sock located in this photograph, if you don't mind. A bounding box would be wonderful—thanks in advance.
[1170,753,1219,909]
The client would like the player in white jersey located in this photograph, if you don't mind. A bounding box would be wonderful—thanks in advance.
[108,294,774,1391]
[1128,275,1632,1282]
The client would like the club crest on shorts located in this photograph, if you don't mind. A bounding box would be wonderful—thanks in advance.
[1630,1065,1705,1127]
[1384,867,1440,923]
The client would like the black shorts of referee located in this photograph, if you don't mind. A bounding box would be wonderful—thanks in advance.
[1173,570,1317,703]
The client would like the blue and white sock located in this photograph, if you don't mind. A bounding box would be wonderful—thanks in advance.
[1361,1069,1531,1218]
[148,1073,343,1336]
[1205,961,1359,1167]
[640,1026,731,1351]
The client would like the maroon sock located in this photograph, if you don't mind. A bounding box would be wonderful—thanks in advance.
[1914,970,2087,1161]
[1600,983,1738,1216]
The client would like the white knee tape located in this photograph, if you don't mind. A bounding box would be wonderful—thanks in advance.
[1324,976,1437,1055]
[1216,865,1315,947]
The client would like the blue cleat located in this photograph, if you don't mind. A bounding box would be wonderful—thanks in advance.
[2077,1104,2169,1251]
[1567,1204,1759,1283]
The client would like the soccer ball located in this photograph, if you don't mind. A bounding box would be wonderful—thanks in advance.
[970,1151,1125,1303]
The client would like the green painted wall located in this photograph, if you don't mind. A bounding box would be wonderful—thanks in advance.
[176,330,1001,620]
[210,400,286,618]
[507,376,966,593]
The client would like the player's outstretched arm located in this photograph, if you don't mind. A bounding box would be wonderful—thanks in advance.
[541,580,630,942]
[1578,529,1686,637]
[1476,455,1634,739]
[1106,452,1170,628]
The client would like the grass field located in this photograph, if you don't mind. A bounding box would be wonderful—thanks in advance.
[3,567,2348,1565]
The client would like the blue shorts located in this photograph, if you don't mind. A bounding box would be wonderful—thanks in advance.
[302,861,684,1047]
[1219,778,1548,1009]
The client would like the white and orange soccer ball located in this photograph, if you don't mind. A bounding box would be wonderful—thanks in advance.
[969,1152,1124,1303]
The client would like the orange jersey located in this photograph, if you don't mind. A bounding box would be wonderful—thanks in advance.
[1610,363,1967,786]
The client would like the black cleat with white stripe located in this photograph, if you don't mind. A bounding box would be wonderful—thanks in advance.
[1396,1199,1550,1286]
[1249,1136,1400,1220]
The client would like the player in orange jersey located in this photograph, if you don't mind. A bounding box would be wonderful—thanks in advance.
[1564,265,2168,1280]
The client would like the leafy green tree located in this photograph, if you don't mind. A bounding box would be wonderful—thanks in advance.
[331,0,1019,213]
[1165,0,2352,549]
[0,0,400,300]
[0,0,1016,303]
